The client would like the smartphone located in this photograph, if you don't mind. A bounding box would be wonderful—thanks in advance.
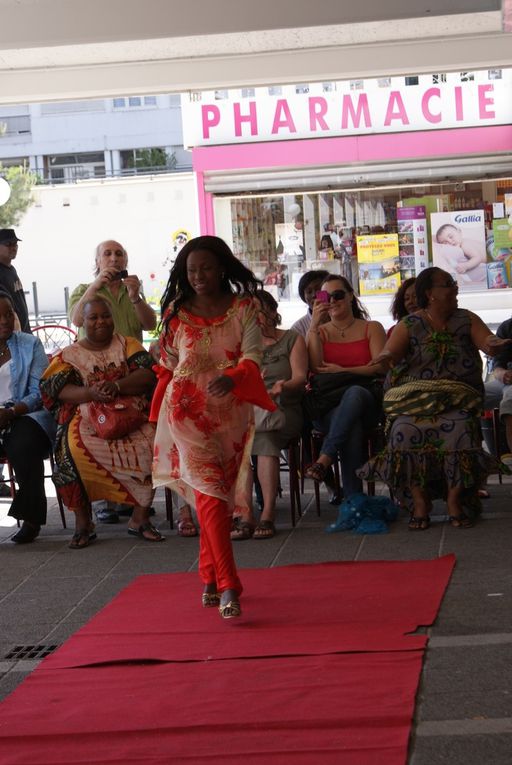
[111,269,128,281]
[316,290,330,304]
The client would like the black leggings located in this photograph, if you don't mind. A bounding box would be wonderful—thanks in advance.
[4,416,51,526]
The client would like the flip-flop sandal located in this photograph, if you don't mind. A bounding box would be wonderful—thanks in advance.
[305,462,327,482]
[448,513,473,529]
[69,530,97,549]
[177,517,198,537]
[127,523,165,542]
[408,516,430,531]
[230,518,255,541]
[253,520,276,540]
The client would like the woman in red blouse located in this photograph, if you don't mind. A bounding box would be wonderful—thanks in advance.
[305,275,386,498]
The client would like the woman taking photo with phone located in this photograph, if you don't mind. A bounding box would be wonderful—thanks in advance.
[305,275,386,500]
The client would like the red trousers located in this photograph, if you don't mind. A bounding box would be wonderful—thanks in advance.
[194,491,242,595]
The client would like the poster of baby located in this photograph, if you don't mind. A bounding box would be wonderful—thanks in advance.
[431,210,487,291]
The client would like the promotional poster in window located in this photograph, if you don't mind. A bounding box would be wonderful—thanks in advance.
[431,210,487,291]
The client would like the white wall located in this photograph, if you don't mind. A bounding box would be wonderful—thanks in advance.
[16,172,198,315]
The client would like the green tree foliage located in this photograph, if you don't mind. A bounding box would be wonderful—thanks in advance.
[125,148,177,170]
[0,164,38,227]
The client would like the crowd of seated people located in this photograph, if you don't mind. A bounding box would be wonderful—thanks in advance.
[4,257,509,548]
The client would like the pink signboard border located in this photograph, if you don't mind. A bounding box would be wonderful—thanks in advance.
[193,125,512,234]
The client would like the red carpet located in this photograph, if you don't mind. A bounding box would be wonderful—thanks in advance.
[0,556,454,764]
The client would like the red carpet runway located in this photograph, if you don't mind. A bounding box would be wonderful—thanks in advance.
[0,556,455,764]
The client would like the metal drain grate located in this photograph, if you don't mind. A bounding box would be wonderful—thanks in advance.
[4,644,59,660]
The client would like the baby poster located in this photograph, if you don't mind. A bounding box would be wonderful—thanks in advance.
[431,210,487,291]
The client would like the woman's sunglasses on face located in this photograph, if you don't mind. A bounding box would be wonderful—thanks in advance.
[316,288,351,304]
[327,289,348,302]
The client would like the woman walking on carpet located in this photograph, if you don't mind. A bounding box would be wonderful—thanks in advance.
[151,235,275,619]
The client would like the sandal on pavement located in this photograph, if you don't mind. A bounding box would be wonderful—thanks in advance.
[177,510,198,537]
[127,523,165,542]
[408,516,431,531]
[230,517,255,541]
[69,530,97,549]
[477,489,490,499]
[305,462,328,482]
[448,513,473,529]
[253,520,276,540]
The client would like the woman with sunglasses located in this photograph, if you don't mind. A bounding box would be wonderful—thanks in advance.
[360,267,509,530]
[305,275,386,498]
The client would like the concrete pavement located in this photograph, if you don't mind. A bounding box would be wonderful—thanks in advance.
[0,472,511,764]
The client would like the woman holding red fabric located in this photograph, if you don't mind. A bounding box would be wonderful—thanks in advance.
[151,236,274,619]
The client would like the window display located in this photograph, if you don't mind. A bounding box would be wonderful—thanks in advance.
[223,178,512,301]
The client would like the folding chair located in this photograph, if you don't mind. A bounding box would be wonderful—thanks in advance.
[32,324,77,358]
[278,437,302,526]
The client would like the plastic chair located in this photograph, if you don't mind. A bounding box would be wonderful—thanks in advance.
[32,324,77,358]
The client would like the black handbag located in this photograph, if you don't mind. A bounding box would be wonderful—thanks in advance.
[303,372,383,421]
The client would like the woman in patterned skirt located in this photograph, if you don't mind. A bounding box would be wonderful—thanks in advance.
[361,267,509,529]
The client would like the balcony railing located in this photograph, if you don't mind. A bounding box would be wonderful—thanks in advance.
[39,164,192,184]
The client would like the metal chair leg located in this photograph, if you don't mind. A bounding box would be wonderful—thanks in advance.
[164,488,175,528]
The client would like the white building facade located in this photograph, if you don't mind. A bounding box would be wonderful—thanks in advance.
[0,94,192,182]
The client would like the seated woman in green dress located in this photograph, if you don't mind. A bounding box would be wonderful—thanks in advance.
[360,267,509,530]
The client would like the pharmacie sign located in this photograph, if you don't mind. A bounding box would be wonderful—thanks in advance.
[182,70,512,147]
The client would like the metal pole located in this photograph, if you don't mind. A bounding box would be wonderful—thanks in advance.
[32,281,39,321]
[64,286,69,317]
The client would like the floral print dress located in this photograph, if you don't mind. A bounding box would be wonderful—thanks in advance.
[152,296,264,510]
[359,309,502,515]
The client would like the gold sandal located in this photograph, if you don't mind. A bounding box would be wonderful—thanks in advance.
[202,591,220,607]
[219,600,241,619]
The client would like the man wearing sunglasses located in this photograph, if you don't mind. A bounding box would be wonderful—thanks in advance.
[0,229,31,334]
